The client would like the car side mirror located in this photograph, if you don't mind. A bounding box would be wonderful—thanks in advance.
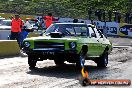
[91,33,96,37]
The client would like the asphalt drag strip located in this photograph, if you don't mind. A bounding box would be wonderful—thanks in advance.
[0,46,131,88]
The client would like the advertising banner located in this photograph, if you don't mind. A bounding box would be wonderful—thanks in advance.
[93,21,104,30]
[119,24,132,37]
[106,22,119,35]
[93,21,119,35]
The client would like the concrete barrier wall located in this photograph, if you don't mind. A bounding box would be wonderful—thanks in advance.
[0,40,20,57]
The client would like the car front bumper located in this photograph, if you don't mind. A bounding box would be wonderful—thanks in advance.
[23,48,77,57]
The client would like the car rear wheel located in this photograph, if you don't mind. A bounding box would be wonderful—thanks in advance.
[28,55,37,68]
[96,51,108,67]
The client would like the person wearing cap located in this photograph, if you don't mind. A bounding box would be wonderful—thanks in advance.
[10,14,23,48]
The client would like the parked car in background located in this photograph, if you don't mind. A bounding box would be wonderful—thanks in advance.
[23,23,112,68]
[0,20,11,28]
[0,20,11,40]
[0,17,5,25]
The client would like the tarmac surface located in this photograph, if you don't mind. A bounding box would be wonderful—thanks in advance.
[0,37,131,88]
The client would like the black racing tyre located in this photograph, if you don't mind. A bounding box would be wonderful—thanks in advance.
[96,51,108,67]
[28,55,37,68]
[54,59,64,66]
[79,78,88,86]
[76,50,87,69]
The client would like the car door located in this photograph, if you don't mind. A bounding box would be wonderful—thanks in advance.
[73,25,97,57]
[87,27,102,57]
[93,27,106,56]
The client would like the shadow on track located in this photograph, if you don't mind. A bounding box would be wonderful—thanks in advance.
[27,64,108,79]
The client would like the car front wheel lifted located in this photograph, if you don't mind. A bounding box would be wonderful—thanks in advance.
[28,55,37,68]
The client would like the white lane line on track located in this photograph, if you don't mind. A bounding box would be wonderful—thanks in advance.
[113,46,131,48]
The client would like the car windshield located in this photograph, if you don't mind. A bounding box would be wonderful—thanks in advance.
[45,24,89,36]
[0,20,11,26]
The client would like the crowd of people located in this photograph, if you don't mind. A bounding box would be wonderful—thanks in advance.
[9,11,132,49]
[10,13,57,49]
[88,8,132,24]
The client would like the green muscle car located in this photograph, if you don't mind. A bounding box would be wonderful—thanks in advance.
[22,23,112,68]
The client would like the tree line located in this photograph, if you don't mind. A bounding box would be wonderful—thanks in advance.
[0,0,132,22]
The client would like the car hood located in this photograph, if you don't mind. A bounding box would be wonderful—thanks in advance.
[24,36,78,41]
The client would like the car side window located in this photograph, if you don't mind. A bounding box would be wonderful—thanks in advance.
[93,28,102,38]
[81,27,88,36]
[74,27,87,36]
[89,27,95,37]
[94,28,102,38]
[65,27,75,35]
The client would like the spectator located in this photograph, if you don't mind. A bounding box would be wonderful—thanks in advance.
[43,13,57,28]
[125,12,130,23]
[90,20,95,25]
[40,16,43,23]
[34,19,40,31]
[88,8,92,20]
[37,17,40,21]
[95,9,102,21]
[114,10,118,22]
[81,21,84,23]
[108,10,112,22]
[22,19,32,40]
[41,21,46,30]
[24,19,32,29]
[10,14,23,48]
[117,12,121,23]
[129,13,132,24]
[102,10,106,22]
[73,19,78,23]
